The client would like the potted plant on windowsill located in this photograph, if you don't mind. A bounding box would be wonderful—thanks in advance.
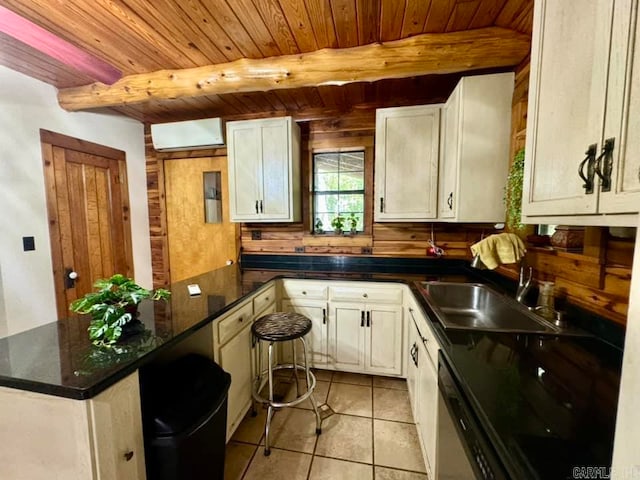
[347,213,358,235]
[331,215,345,235]
[70,274,171,347]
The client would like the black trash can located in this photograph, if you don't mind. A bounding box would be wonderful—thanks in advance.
[140,353,232,480]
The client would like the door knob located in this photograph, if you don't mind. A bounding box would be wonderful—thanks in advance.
[64,268,77,289]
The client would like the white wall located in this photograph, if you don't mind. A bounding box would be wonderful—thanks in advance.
[0,65,152,337]
[612,217,640,477]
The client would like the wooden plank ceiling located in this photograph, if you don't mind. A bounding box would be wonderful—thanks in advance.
[0,0,533,123]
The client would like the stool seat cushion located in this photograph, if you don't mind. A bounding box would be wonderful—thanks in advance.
[252,312,312,342]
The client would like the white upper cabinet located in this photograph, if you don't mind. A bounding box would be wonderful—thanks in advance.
[375,105,440,221]
[523,0,639,226]
[227,117,301,222]
[438,72,514,222]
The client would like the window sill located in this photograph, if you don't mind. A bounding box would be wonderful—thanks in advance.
[302,234,372,247]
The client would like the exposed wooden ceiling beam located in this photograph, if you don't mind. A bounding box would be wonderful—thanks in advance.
[58,27,530,112]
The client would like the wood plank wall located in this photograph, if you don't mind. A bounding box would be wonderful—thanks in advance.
[145,69,634,325]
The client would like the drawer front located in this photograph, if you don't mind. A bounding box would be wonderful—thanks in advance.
[330,285,403,304]
[282,280,328,300]
[218,301,253,345]
[253,284,276,316]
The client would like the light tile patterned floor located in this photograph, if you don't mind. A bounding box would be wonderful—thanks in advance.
[225,370,427,480]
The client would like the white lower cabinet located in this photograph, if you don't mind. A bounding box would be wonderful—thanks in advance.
[218,322,253,440]
[281,299,328,367]
[407,303,439,479]
[0,371,146,480]
[329,301,403,375]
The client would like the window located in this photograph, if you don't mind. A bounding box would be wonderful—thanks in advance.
[313,150,365,233]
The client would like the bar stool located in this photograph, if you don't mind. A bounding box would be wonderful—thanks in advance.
[251,312,322,456]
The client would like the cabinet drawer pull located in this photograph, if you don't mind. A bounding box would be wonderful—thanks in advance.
[594,137,614,192]
[447,192,453,210]
[124,451,134,462]
[360,311,365,327]
[362,293,368,298]
[578,144,597,194]
[238,316,244,322]
[302,290,307,295]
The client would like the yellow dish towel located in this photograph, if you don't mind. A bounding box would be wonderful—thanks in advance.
[470,233,526,270]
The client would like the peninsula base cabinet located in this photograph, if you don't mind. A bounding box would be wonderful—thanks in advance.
[0,371,146,480]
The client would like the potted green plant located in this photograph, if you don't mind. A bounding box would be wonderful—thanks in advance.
[347,213,358,234]
[331,214,345,235]
[70,274,171,347]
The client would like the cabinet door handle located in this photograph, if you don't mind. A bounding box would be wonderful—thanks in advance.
[380,197,384,213]
[322,308,326,324]
[366,311,370,327]
[255,200,259,213]
[447,192,453,210]
[260,200,263,213]
[578,144,597,194]
[124,451,134,462]
[361,311,365,327]
[594,138,615,192]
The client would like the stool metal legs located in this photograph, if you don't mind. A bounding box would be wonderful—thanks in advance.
[253,335,322,456]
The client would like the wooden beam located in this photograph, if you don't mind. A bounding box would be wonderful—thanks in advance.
[58,27,530,111]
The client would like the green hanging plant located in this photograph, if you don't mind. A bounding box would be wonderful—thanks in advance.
[504,148,526,231]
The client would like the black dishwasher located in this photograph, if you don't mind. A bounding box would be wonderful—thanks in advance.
[140,353,231,480]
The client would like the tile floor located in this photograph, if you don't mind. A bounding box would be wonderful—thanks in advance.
[225,370,427,480]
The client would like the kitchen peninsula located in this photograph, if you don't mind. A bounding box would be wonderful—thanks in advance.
[0,259,623,480]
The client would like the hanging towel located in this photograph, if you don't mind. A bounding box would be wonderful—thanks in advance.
[470,233,526,270]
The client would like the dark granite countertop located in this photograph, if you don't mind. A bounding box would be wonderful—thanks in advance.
[409,283,622,480]
[0,256,623,480]
[0,259,468,400]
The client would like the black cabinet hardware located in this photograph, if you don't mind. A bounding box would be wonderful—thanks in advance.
[594,137,615,192]
[259,200,263,213]
[255,200,259,213]
[124,451,134,461]
[578,144,598,194]
[447,192,453,210]
[322,308,326,324]
[380,197,384,213]
[366,311,370,327]
[360,311,365,327]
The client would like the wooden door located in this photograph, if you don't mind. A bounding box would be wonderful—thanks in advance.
[365,305,403,375]
[164,156,239,282]
[523,0,613,216]
[374,105,440,221]
[41,130,133,320]
[601,0,640,214]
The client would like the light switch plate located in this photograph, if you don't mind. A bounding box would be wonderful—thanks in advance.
[187,284,202,296]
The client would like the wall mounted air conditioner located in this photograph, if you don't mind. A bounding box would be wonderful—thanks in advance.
[150,118,225,151]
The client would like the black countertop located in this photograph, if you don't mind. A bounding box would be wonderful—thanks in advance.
[0,260,465,400]
[0,258,623,480]
[409,283,622,480]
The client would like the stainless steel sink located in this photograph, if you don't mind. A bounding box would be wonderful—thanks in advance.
[417,281,561,334]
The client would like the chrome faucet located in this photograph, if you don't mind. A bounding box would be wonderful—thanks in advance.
[515,265,533,303]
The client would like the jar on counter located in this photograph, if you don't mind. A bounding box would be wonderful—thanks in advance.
[536,281,555,320]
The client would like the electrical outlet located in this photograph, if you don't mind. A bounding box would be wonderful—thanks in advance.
[361,247,372,254]
[295,246,305,253]
[23,236,35,251]
[251,230,262,240]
